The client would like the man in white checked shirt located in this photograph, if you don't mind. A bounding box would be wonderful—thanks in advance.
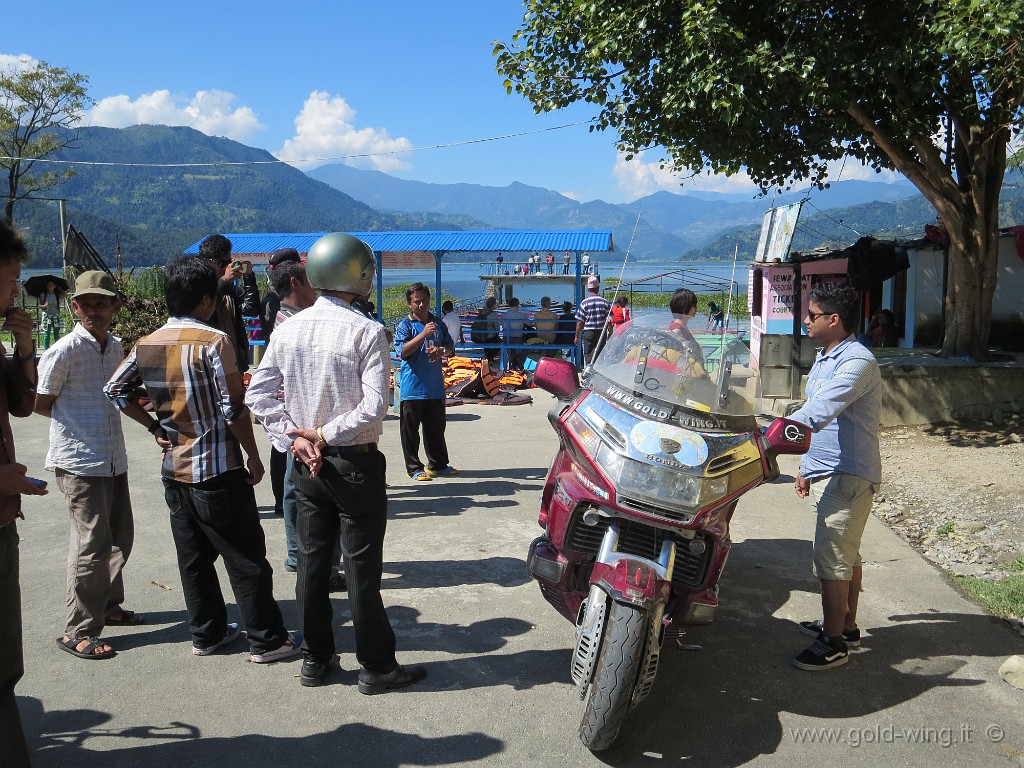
[36,271,139,661]
[246,233,427,693]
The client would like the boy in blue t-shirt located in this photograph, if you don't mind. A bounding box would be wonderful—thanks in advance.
[393,283,457,481]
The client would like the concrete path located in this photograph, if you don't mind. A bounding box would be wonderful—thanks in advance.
[11,392,1024,767]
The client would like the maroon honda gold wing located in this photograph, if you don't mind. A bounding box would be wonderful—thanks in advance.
[529,317,810,751]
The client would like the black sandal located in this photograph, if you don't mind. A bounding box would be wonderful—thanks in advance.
[56,636,116,660]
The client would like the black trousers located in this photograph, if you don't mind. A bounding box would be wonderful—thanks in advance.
[291,449,396,672]
[163,470,288,653]
[0,523,29,768]
[270,446,287,514]
[400,399,449,474]
[581,328,606,367]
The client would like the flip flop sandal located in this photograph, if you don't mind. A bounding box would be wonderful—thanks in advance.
[105,609,145,626]
[56,636,116,660]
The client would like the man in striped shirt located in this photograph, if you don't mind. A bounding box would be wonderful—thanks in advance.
[575,275,611,366]
[105,256,300,663]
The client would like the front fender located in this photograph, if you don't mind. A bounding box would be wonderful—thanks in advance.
[591,558,671,611]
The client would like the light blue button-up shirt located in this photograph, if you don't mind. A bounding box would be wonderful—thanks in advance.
[788,335,882,484]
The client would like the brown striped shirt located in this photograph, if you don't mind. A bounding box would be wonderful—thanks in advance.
[104,318,246,483]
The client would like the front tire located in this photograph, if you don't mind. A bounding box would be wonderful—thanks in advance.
[578,601,647,751]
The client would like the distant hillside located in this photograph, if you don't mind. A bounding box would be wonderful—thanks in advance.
[308,162,923,261]
[16,124,1019,270]
[307,163,691,260]
[16,125,487,268]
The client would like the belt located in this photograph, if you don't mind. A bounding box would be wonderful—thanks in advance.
[321,443,376,456]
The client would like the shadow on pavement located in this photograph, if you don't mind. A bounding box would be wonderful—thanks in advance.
[580,537,1022,766]
[382,556,530,590]
[21,698,503,768]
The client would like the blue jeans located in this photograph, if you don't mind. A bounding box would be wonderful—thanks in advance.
[163,469,288,653]
[283,452,298,570]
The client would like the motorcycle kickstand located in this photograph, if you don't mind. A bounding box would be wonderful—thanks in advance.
[674,634,703,651]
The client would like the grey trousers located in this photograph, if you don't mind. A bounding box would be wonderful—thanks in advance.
[55,470,134,640]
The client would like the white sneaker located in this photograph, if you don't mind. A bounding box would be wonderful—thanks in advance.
[192,623,242,656]
[248,630,303,663]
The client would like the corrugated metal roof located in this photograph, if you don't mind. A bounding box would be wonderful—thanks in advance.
[183,230,614,256]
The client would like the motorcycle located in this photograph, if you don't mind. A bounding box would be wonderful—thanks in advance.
[528,315,811,751]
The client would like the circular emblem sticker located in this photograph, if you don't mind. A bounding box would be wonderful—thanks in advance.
[629,421,708,467]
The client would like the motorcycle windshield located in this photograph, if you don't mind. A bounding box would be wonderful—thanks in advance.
[589,314,756,430]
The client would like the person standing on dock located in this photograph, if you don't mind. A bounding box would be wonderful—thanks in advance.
[545,253,555,274]
[563,251,571,274]
[575,276,610,367]
[441,301,463,344]
[581,252,591,275]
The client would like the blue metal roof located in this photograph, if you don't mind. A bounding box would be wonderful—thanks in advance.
[183,230,614,256]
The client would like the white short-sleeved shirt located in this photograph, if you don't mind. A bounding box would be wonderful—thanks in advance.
[38,323,129,476]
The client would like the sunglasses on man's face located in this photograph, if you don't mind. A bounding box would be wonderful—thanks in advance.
[805,310,834,322]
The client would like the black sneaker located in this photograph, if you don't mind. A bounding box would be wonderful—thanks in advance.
[798,620,861,647]
[793,634,849,671]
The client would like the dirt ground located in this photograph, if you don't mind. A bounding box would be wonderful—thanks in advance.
[874,413,1024,589]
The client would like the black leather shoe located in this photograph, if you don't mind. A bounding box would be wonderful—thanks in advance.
[357,664,427,695]
[329,572,347,592]
[300,655,339,687]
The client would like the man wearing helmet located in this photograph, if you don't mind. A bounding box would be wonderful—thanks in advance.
[246,233,426,692]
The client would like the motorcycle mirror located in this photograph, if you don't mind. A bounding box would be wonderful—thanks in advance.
[533,357,581,400]
[763,417,812,455]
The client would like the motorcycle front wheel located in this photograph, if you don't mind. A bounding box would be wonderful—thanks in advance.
[578,600,646,751]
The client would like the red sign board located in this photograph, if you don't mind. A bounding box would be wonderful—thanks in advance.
[380,251,436,269]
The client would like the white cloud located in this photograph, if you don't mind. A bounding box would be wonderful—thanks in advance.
[613,151,761,200]
[614,150,908,200]
[85,89,263,141]
[276,91,414,171]
[0,54,39,72]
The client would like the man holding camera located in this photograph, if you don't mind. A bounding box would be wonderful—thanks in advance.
[198,233,260,372]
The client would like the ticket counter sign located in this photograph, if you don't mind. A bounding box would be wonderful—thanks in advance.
[381,251,436,269]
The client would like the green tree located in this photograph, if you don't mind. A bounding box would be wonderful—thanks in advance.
[0,59,90,224]
[496,1,1024,359]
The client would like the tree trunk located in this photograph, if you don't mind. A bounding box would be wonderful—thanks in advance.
[941,219,999,360]
[937,129,1005,361]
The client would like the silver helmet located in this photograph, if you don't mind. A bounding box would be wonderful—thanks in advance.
[305,233,376,295]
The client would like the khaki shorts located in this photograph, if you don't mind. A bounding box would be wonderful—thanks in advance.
[810,473,879,581]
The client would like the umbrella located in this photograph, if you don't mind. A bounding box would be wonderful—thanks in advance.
[23,274,70,298]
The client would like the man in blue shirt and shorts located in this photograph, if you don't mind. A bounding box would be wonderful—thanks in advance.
[788,282,881,671]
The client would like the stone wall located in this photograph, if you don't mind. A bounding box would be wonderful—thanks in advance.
[880,363,1024,426]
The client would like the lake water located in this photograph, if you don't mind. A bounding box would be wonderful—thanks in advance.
[381,260,748,306]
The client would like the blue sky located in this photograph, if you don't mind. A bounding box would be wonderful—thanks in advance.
[5,1,893,204]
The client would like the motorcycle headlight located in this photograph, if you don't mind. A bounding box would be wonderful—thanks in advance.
[595,444,732,512]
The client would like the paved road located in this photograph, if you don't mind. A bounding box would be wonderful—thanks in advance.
[11,392,1024,767]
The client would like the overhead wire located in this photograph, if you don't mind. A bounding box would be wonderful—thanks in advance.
[0,120,596,168]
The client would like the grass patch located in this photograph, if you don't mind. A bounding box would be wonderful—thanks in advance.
[953,568,1024,619]
[937,521,956,536]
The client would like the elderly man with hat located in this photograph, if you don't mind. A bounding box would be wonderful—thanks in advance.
[35,271,140,660]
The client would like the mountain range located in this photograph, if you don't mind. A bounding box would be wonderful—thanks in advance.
[12,124,1000,269]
